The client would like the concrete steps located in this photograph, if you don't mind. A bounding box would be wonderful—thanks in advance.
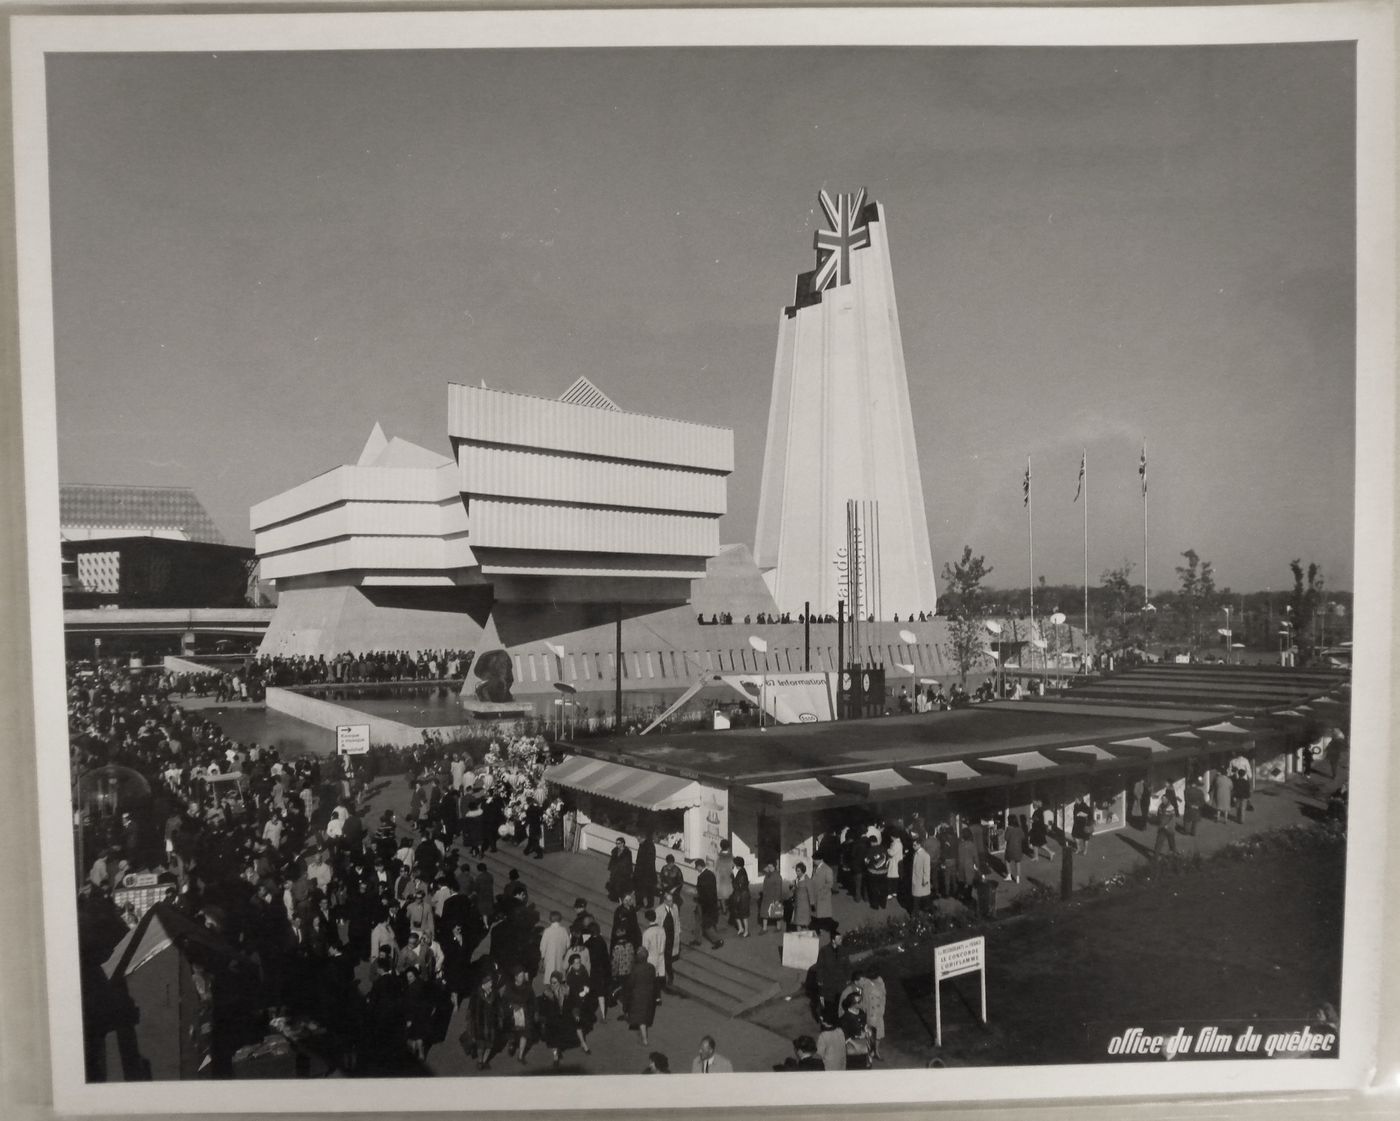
[478,843,782,1017]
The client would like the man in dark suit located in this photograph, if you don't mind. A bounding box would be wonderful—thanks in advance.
[634,831,658,909]
[692,859,724,948]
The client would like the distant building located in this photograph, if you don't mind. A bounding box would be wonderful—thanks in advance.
[60,485,255,609]
[61,483,226,544]
[253,377,736,655]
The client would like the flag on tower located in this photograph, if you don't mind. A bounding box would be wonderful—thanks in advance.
[1139,444,1148,496]
[1073,453,1085,503]
[1023,462,1031,507]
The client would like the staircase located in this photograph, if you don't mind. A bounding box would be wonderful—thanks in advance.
[477,843,782,1017]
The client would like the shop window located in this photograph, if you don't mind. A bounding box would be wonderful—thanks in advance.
[576,797,686,851]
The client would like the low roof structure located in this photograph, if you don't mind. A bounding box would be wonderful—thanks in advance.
[553,665,1348,815]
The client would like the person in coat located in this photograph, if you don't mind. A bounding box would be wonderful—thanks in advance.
[539,910,571,982]
[789,862,814,931]
[1155,788,1180,858]
[460,973,501,1069]
[693,859,724,948]
[956,828,980,900]
[855,968,887,1061]
[1213,769,1235,823]
[538,971,589,1067]
[564,951,596,1033]
[910,840,934,912]
[1027,805,1054,862]
[627,948,659,1046]
[660,891,681,987]
[811,855,836,933]
[610,892,642,1000]
[758,863,785,933]
[634,831,659,909]
[640,909,668,987]
[691,1034,734,1073]
[816,1018,847,1071]
[606,837,634,902]
[1001,816,1026,885]
[714,841,735,927]
[729,856,752,937]
[502,965,537,1063]
[582,920,611,1022]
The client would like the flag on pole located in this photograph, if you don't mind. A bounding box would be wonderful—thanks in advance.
[1073,453,1085,502]
[1139,444,1148,496]
[1023,462,1031,507]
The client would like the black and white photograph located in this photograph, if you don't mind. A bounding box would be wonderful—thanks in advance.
[8,6,1395,1114]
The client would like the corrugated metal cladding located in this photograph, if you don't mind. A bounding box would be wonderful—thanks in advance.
[477,560,706,580]
[469,498,717,556]
[254,499,467,556]
[448,383,733,472]
[457,445,726,515]
[259,534,475,579]
[251,464,457,531]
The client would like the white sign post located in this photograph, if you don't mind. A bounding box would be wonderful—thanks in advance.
[336,724,371,756]
[933,935,987,1047]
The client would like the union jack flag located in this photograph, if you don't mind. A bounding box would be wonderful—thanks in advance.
[812,188,871,291]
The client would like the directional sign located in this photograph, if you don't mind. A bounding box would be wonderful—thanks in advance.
[933,935,987,1047]
[934,935,986,981]
[336,724,371,756]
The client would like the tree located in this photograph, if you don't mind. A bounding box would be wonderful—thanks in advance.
[940,546,994,684]
[1098,560,1142,655]
[1288,559,1324,663]
[1174,549,1219,651]
[939,546,994,617]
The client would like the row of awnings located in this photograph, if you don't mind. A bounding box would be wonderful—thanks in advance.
[745,722,1265,809]
[544,719,1273,813]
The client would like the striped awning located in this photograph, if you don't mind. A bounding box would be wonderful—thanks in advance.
[1048,744,1123,764]
[545,755,702,810]
[974,751,1062,775]
[838,768,914,791]
[910,760,996,785]
[750,777,838,803]
[1107,736,1180,757]
[1198,721,1252,735]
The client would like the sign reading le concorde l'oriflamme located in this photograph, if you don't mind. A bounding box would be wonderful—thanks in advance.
[933,935,988,1047]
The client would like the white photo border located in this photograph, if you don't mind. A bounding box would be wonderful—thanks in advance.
[10,4,1396,1115]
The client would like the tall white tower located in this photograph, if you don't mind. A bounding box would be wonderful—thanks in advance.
[754,189,937,617]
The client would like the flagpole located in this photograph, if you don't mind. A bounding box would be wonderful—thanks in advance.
[1082,449,1089,664]
[1027,454,1035,677]
[1142,440,1149,606]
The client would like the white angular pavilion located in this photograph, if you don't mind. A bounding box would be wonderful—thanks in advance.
[754,189,938,618]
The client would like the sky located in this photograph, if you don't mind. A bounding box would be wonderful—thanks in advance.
[45,43,1356,595]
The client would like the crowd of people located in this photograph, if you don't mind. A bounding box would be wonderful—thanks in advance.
[69,660,722,1078]
[696,611,939,626]
[157,649,475,704]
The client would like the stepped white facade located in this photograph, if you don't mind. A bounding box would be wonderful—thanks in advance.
[754,190,938,618]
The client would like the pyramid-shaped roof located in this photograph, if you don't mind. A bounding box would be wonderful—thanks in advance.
[559,376,620,411]
[60,485,225,544]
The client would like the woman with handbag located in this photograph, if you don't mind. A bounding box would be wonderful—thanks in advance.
[839,989,873,1069]
[729,855,753,937]
[758,863,785,934]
